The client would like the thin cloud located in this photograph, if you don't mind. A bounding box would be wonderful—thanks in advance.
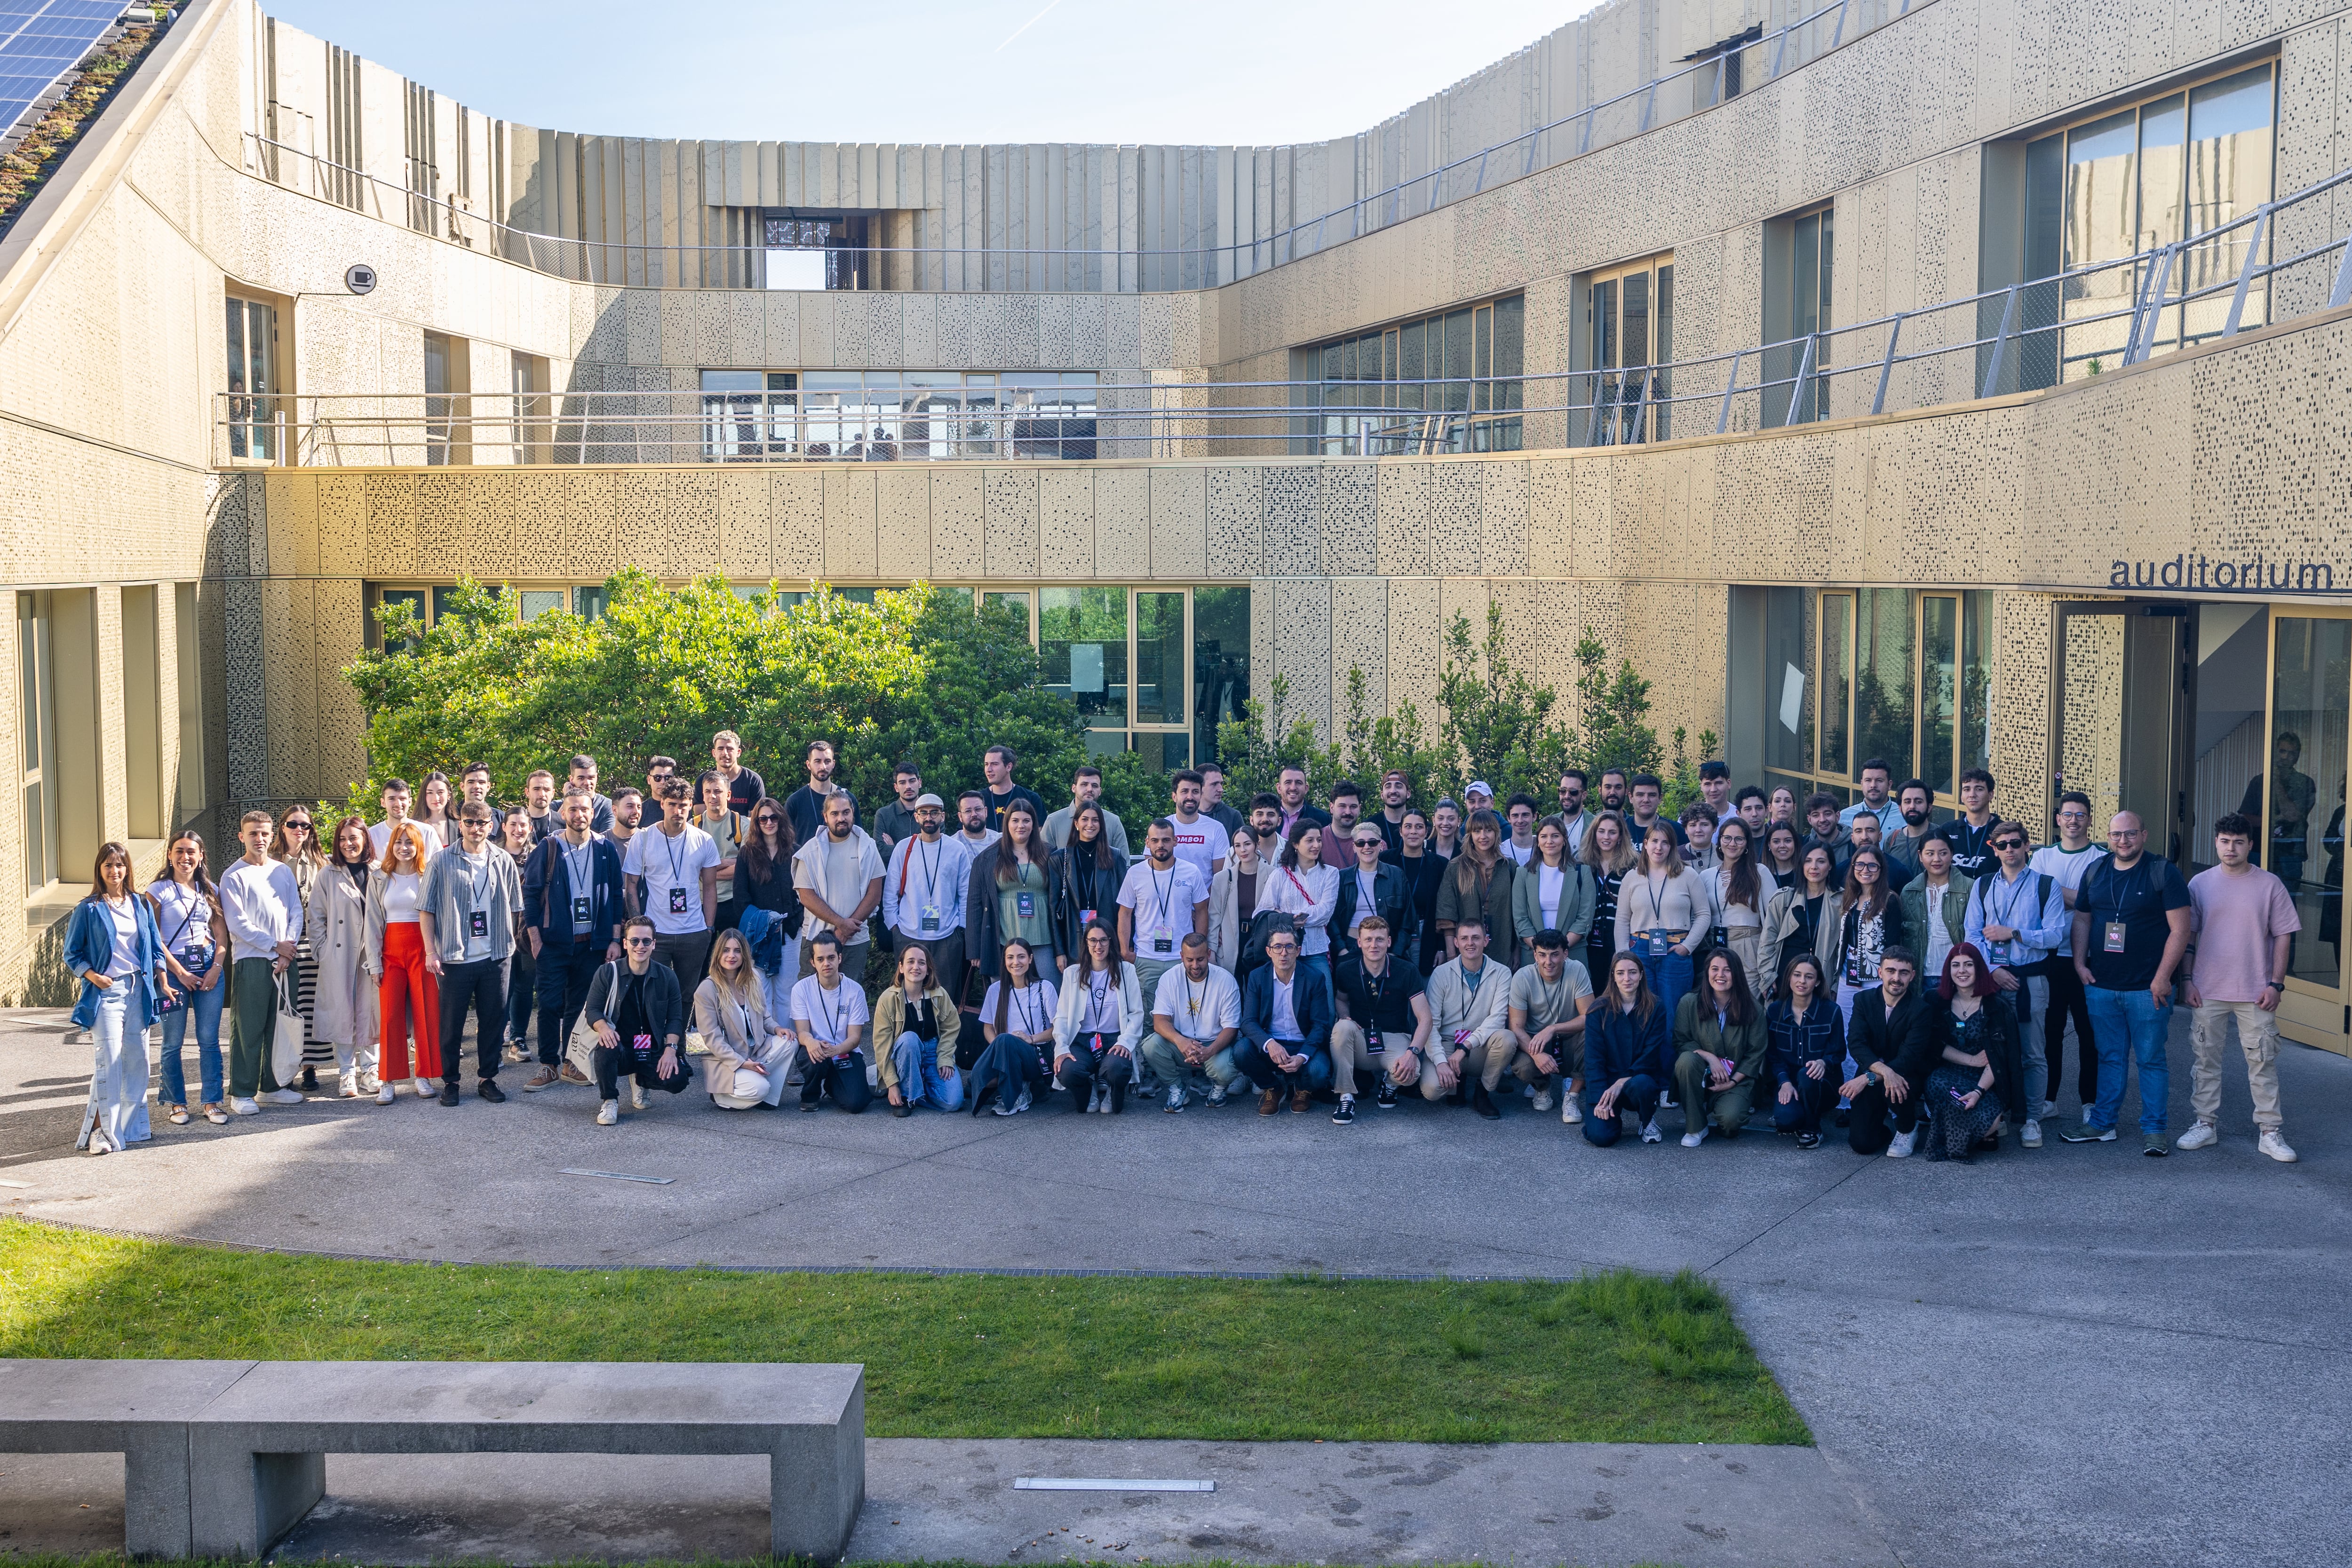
[993,0,1065,51]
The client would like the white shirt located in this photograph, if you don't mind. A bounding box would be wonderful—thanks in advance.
[1922,880,1956,977]
[1165,813,1222,885]
[883,833,973,940]
[102,896,139,977]
[2030,841,2107,894]
[624,822,722,935]
[981,977,1058,1038]
[150,879,215,956]
[957,828,1001,856]
[1266,862,1341,956]
[1350,866,1382,933]
[1117,860,1208,962]
[1270,975,1303,1041]
[1503,838,1536,867]
[1538,862,1565,928]
[1152,963,1241,1040]
[220,858,304,963]
[367,818,443,857]
[789,974,870,1051]
[1074,966,1123,1034]
[383,871,424,923]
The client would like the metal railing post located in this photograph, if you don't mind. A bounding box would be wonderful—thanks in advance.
[1830,0,1851,48]
[1716,348,1742,434]
[1472,149,1490,193]
[1871,312,1905,414]
[1639,80,1657,132]
[1980,285,2019,398]
[1716,55,1727,105]
[2331,224,2352,309]
[1785,334,1817,427]
[1630,372,1654,445]
[2124,244,2177,365]
[1771,19,1789,77]
[1578,107,1593,155]
[2222,207,2271,336]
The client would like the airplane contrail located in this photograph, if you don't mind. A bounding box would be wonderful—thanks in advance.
[994,0,1065,51]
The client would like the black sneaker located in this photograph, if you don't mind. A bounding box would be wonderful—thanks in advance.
[1796,1130,1821,1149]
[477,1079,506,1104]
[1834,1108,1851,1128]
[1331,1096,1356,1124]
[1375,1081,1398,1108]
[800,1098,822,1113]
[1471,1084,1501,1120]
[301,1066,318,1090]
[437,1083,460,1106]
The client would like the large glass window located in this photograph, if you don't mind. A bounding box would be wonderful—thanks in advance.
[2265,618,2349,990]
[1763,207,1832,426]
[1853,589,1913,781]
[2026,62,2275,384]
[1311,295,1524,455]
[19,593,58,892]
[1818,592,1852,781]
[1920,595,1959,797]
[1761,587,1812,795]
[1581,256,1673,445]
[699,370,1094,462]
[1042,588,1130,754]
[224,296,280,462]
[1193,586,1251,766]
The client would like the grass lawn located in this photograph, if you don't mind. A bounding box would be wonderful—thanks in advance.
[0,1218,1806,1445]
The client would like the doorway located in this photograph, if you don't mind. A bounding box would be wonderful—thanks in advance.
[2052,602,2190,862]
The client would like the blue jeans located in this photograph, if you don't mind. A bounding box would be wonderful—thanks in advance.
[1638,947,1693,1024]
[1580,1072,1662,1146]
[1231,1038,1333,1094]
[2086,984,2172,1134]
[890,1030,964,1111]
[158,971,226,1106]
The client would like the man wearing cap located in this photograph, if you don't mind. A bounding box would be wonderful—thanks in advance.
[1464,781,1496,820]
[882,793,971,998]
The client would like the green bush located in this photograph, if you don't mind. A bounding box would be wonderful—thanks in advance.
[340,573,1168,830]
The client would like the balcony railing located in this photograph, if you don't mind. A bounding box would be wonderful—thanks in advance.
[215,158,2352,469]
[237,0,1921,292]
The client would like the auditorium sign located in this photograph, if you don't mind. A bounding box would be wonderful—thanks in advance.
[2108,553,2339,595]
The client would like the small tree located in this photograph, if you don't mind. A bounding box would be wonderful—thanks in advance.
[1213,672,1343,806]
[1569,629,1663,780]
[1338,668,1445,804]
[1435,603,1576,805]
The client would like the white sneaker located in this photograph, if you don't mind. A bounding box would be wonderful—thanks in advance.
[596,1099,619,1127]
[375,1083,395,1106]
[1206,1084,1228,1106]
[1639,1117,1662,1144]
[265,1087,304,1105]
[992,1085,1032,1116]
[229,1097,259,1115]
[1561,1097,1582,1124]
[1887,1129,1917,1158]
[2040,1099,2059,1120]
[1532,1089,1556,1112]
[338,1071,358,1099]
[2259,1128,2298,1163]
[630,1082,648,1111]
[2176,1120,2219,1152]
[1088,1082,1107,1114]
[412,1076,432,1099]
[1164,1084,1187,1113]
[357,1073,381,1094]
[2021,1118,2042,1148]
[1680,1124,1710,1149]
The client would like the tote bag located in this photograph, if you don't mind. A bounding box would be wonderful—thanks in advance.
[269,968,307,1086]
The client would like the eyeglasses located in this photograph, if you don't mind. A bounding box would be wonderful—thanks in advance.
[284,821,311,831]
[625,937,655,948]
[1992,839,2026,851]
[1354,839,1383,849]
[756,814,781,825]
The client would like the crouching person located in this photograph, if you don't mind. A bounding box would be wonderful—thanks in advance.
[1328,916,1430,1122]
[1145,933,1244,1111]
[875,943,964,1115]
[585,916,691,1126]
[694,927,794,1109]
[1234,923,1335,1114]
[1053,920,1144,1114]
[1581,953,1673,1145]
[793,930,873,1114]
[1671,949,1768,1147]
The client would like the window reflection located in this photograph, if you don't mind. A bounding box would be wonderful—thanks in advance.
[698,370,1095,461]
[2261,618,2348,988]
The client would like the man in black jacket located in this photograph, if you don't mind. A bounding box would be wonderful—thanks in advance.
[1842,946,1944,1157]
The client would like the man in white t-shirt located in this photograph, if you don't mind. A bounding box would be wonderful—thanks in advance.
[1166,770,1226,887]
[1118,819,1209,1008]
[794,790,887,981]
[791,931,873,1113]
[621,781,721,993]
[366,778,443,858]
[1145,933,1243,1110]
[2029,790,2108,1115]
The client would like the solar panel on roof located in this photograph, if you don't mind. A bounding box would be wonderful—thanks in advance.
[0,0,127,145]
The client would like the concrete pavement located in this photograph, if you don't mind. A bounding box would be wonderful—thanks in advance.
[3,1006,2349,1566]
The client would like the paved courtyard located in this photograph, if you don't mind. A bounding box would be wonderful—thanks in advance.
[3,1007,2348,1567]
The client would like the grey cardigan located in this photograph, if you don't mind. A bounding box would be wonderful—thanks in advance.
[1511,857,1597,945]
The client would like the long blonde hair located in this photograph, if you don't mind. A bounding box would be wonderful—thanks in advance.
[705,929,760,1004]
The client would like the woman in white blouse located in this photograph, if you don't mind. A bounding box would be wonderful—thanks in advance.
[1709,819,1784,1002]
[364,821,442,1103]
[1051,920,1146,1114]
[1267,820,1340,997]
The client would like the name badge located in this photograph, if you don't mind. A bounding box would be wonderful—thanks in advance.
[669,885,689,915]
[1364,1028,1383,1055]
[1079,908,1097,926]
[1648,930,1670,956]
[920,904,942,934]
[468,910,488,939]
[2103,920,2128,954]
[1150,925,1175,955]
[572,895,591,925]
[1016,891,1035,920]
[631,1033,653,1054]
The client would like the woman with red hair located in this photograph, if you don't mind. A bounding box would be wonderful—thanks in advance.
[1925,942,2023,1161]
[364,820,443,1101]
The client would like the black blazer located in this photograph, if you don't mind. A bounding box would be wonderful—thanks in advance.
[1239,961,1335,1055]
[1329,860,1410,967]
[1847,984,1944,1086]
[1048,843,1129,963]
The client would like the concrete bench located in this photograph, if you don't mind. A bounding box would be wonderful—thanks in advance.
[0,1359,865,1561]
[0,1359,259,1558]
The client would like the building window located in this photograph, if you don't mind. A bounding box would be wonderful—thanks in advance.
[18,590,97,897]
[1192,585,1250,765]
[763,215,869,291]
[174,582,205,819]
[424,332,469,465]
[1763,206,1833,426]
[1736,586,1995,813]
[1578,255,1673,445]
[2010,62,2276,387]
[122,586,164,841]
[1307,296,1524,455]
[19,593,59,892]
[511,351,550,462]
[699,370,1097,462]
[225,294,283,461]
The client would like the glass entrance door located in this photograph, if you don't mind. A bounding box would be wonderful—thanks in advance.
[2262,614,2350,1051]
[2053,603,2191,862]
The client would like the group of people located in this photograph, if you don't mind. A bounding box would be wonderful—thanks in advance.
[65,738,2302,1166]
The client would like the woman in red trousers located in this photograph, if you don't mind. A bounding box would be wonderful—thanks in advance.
[364,820,441,1101]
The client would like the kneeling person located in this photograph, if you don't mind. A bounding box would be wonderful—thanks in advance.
[1330,916,1430,1121]
[1671,948,1767,1146]
[1146,933,1244,1111]
[875,942,964,1115]
[1510,928,1593,1122]
[1235,925,1334,1114]
[793,931,873,1113]
[584,916,691,1126]
[694,927,795,1109]
[1422,916,1517,1118]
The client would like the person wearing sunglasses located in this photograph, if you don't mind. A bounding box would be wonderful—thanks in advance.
[581,915,690,1125]
[271,807,331,1090]
[1332,824,1408,971]
[1963,820,2068,1149]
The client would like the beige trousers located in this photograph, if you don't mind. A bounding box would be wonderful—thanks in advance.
[1419,1027,1523,1099]
[2189,1000,2283,1130]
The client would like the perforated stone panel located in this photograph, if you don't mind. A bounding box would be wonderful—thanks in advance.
[1041,468,1097,579]
[823,468,878,579]
[1264,466,1320,575]
[1149,466,1207,579]
[877,467,933,579]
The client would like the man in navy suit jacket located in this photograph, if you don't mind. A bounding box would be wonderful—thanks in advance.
[1235,923,1335,1114]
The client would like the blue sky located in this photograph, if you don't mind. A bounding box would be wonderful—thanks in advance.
[255,0,1595,145]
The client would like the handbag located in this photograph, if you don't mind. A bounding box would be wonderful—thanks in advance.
[564,962,616,1080]
[269,968,306,1086]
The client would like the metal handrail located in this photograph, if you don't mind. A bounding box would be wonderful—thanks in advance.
[215,159,2352,468]
[237,0,1916,291]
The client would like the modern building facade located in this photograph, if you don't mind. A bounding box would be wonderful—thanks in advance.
[6,0,2352,1055]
